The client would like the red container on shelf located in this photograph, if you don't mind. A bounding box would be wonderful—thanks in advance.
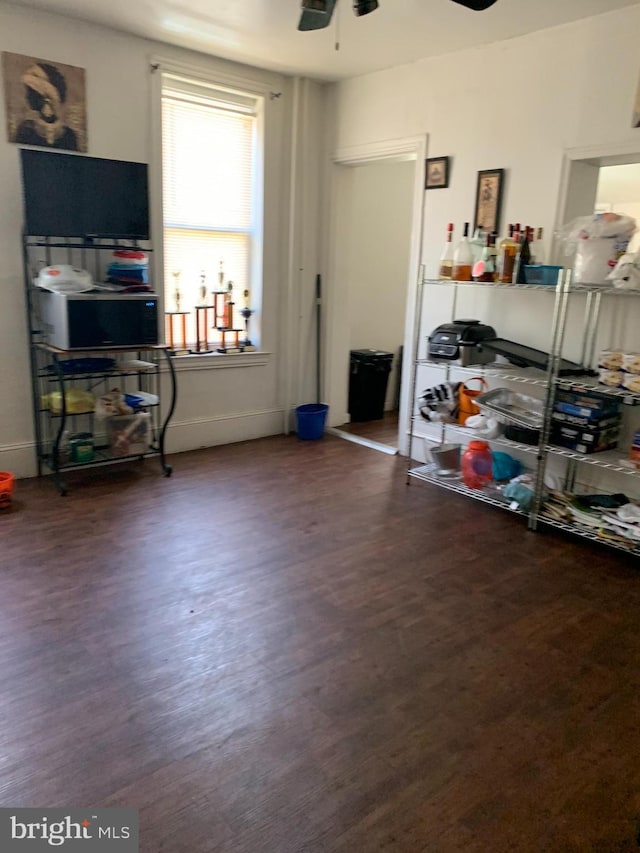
[461,441,493,489]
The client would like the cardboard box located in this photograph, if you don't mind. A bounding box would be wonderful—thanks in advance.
[550,420,620,455]
[553,388,620,421]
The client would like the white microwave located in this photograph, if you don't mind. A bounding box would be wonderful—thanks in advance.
[38,291,159,350]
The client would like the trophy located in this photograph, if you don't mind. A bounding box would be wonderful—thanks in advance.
[240,288,256,351]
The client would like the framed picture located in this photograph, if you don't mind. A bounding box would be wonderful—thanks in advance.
[473,168,505,235]
[2,51,87,152]
[425,156,450,190]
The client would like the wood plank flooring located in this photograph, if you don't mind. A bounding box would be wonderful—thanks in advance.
[334,411,399,447]
[1,434,640,852]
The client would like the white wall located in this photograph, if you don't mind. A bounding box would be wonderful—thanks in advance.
[330,4,640,495]
[339,159,414,414]
[0,2,326,477]
[333,5,640,277]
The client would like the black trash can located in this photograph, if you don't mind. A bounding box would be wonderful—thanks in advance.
[349,349,394,422]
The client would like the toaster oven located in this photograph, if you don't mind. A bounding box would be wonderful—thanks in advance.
[428,319,496,367]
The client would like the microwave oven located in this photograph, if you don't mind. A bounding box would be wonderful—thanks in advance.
[38,291,159,350]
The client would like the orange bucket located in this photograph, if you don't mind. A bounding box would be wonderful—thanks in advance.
[458,377,489,425]
[0,471,15,509]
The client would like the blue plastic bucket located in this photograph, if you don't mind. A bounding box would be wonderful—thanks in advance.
[295,403,329,440]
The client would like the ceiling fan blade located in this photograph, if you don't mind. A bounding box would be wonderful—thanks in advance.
[449,0,499,9]
[298,0,338,31]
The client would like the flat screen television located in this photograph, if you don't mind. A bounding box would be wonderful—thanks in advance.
[20,149,150,240]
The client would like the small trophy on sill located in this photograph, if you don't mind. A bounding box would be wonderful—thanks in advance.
[173,270,182,312]
[199,270,208,305]
[240,288,256,352]
[165,270,190,353]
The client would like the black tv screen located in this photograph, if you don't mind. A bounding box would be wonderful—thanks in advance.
[20,149,150,240]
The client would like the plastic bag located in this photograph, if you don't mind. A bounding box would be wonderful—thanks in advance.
[607,251,640,290]
[558,213,636,244]
[419,382,460,423]
[557,213,636,285]
[94,388,133,420]
[42,388,94,414]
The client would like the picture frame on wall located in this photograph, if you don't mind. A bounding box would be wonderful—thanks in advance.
[473,168,505,235]
[424,156,450,190]
[2,51,87,152]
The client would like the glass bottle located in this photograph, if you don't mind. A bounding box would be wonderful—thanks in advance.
[472,232,497,282]
[452,222,473,282]
[514,227,532,284]
[497,224,517,284]
[438,223,454,280]
[531,227,544,265]
[471,226,487,266]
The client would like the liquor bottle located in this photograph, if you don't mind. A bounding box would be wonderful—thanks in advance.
[531,227,544,264]
[471,226,487,266]
[452,222,473,282]
[513,226,532,284]
[497,224,517,284]
[472,232,497,282]
[438,223,454,280]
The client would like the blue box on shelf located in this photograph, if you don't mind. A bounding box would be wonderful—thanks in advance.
[523,264,563,285]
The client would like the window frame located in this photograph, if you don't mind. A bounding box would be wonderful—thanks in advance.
[149,56,268,360]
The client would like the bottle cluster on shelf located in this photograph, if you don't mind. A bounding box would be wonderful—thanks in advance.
[438,222,546,285]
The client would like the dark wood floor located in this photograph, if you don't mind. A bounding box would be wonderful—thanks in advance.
[2,434,640,852]
[335,411,399,447]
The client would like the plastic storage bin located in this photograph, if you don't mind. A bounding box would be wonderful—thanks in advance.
[69,432,94,462]
[295,403,329,440]
[523,265,563,285]
[107,413,151,457]
[461,441,493,489]
[0,471,15,509]
[348,349,394,422]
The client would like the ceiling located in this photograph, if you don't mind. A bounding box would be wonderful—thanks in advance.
[7,0,640,81]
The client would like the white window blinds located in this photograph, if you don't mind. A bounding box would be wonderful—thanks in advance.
[161,73,261,350]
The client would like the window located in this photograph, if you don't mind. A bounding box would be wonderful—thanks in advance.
[161,72,262,352]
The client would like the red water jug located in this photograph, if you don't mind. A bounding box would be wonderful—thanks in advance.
[461,440,493,489]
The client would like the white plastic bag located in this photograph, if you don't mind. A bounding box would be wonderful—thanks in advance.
[607,251,640,290]
[557,213,636,285]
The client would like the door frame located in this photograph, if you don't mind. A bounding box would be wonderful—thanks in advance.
[324,134,427,454]
[553,140,640,262]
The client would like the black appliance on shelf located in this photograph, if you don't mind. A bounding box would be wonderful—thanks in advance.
[428,319,497,366]
[480,338,589,377]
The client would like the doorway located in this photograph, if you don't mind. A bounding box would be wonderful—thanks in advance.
[324,136,427,456]
[595,163,640,253]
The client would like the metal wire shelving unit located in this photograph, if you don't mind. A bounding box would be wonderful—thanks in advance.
[406,271,640,554]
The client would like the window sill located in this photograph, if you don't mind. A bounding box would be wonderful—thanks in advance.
[169,350,271,372]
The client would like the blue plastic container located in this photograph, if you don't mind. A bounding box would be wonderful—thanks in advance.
[296,403,329,440]
[523,264,564,285]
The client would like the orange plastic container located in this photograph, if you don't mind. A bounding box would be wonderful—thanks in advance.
[0,471,15,509]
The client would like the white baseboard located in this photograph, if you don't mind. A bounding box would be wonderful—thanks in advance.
[165,408,285,452]
[2,409,286,480]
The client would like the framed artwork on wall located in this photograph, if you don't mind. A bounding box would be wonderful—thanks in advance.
[2,51,87,152]
[473,168,504,234]
[633,70,640,128]
[425,156,450,190]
